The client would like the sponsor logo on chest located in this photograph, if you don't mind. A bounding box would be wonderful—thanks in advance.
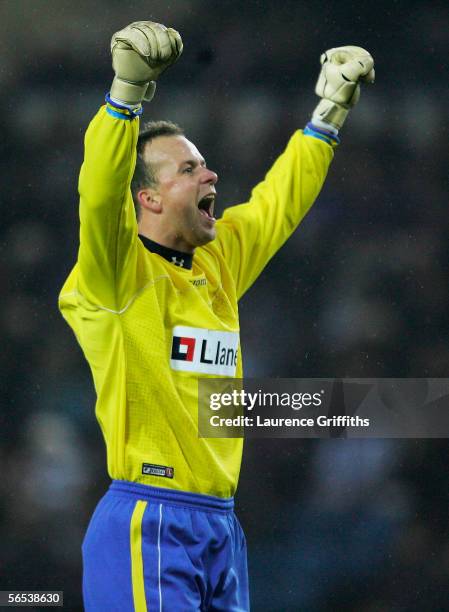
[170,325,239,376]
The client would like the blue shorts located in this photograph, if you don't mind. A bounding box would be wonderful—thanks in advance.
[82,480,249,611]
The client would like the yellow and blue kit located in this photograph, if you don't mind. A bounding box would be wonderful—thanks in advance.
[59,97,335,611]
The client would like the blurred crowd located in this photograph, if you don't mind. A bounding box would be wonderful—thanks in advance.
[1,1,448,610]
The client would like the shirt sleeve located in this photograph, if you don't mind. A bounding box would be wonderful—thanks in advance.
[212,130,334,300]
[76,103,140,312]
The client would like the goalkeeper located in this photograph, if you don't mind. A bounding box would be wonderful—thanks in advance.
[59,20,374,612]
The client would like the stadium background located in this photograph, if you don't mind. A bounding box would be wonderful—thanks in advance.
[1,1,448,610]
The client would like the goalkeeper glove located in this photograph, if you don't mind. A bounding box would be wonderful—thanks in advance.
[312,45,375,131]
[110,21,183,105]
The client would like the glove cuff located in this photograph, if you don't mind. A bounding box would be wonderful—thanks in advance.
[143,82,157,102]
[110,76,151,105]
[312,99,349,131]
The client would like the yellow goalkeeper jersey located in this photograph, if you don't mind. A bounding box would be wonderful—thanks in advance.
[59,104,334,498]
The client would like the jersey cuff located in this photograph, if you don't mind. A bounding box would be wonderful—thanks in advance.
[303,122,340,147]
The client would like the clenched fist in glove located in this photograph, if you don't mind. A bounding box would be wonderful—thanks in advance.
[110,21,183,105]
[312,46,375,131]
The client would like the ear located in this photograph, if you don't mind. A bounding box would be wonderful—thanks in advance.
[137,188,162,214]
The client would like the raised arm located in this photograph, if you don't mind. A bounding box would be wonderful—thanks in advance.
[213,45,375,300]
[77,22,182,311]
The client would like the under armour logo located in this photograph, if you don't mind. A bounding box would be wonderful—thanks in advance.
[171,256,185,267]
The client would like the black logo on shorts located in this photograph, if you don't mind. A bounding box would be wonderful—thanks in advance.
[142,463,174,479]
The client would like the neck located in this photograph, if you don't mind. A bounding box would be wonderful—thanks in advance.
[138,220,195,255]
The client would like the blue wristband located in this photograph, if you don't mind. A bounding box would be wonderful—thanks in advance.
[304,122,340,146]
[105,93,143,119]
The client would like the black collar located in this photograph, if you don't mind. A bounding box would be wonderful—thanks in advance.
[139,235,193,270]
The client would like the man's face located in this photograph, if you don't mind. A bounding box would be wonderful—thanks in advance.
[142,135,218,252]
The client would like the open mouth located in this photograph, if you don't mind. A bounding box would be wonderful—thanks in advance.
[198,194,216,220]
